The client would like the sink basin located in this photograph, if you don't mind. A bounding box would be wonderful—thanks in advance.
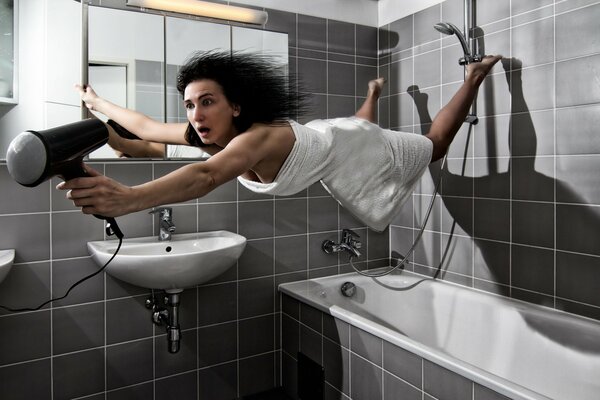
[88,231,246,293]
[0,249,15,284]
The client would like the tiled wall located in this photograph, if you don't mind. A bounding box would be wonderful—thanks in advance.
[0,6,382,400]
[280,0,600,399]
[381,0,600,322]
[280,293,511,400]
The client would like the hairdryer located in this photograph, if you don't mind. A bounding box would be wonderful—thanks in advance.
[6,119,124,239]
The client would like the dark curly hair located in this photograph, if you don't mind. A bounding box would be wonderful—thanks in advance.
[177,50,308,147]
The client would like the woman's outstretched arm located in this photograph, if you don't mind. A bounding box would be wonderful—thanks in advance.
[75,84,189,145]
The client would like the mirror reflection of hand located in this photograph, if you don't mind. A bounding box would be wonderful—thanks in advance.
[74,83,101,111]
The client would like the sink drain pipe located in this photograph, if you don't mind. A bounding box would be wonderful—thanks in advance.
[147,291,182,354]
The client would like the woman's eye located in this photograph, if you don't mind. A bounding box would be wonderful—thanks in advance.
[202,99,213,106]
[185,103,194,110]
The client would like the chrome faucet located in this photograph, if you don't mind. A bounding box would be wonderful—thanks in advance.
[150,207,176,241]
[322,228,362,258]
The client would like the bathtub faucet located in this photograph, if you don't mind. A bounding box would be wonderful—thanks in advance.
[322,228,362,258]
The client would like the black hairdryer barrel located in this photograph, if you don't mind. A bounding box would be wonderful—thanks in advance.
[6,119,124,238]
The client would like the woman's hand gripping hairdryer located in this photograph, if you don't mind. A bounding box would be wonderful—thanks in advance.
[6,119,124,239]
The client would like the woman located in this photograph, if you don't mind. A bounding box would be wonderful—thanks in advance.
[61,51,501,231]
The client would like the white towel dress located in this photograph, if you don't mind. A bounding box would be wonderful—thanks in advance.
[237,117,433,232]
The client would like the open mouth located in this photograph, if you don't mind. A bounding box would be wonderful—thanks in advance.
[198,127,210,137]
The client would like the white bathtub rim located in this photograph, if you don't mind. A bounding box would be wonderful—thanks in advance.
[279,273,556,400]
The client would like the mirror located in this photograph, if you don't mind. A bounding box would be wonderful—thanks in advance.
[86,5,288,160]
[87,6,165,159]
[0,0,17,104]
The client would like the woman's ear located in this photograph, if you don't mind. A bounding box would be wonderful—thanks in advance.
[232,104,241,117]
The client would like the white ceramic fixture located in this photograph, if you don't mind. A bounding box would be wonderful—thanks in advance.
[88,231,246,293]
[0,249,15,284]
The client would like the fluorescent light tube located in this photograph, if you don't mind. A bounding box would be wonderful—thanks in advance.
[127,0,268,25]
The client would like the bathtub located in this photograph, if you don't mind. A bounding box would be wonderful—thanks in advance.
[279,271,600,400]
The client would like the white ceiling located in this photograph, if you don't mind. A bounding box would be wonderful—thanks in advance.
[230,0,446,27]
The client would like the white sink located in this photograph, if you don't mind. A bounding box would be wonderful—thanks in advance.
[88,231,246,293]
[0,249,15,284]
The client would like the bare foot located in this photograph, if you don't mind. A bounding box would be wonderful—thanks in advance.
[466,55,502,85]
[367,77,386,99]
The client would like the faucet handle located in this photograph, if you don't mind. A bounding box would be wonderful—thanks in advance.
[149,207,172,218]
[342,228,360,243]
[342,228,360,239]
[341,229,361,249]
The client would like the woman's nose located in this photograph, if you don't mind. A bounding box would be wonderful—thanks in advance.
[190,107,203,122]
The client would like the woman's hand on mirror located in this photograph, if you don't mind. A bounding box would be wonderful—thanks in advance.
[56,164,137,218]
[74,83,102,111]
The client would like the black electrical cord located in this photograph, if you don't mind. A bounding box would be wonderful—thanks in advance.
[0,237,123,313]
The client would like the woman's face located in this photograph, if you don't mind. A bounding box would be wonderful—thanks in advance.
[183,79,240,147]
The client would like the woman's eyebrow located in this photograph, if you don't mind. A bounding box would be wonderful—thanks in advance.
[184,92,213,102]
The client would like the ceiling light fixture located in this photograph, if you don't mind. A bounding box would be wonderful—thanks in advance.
[126,0,268,25]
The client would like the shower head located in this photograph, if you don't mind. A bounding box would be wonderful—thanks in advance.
[434,21,471,60]
[433,22,455,36]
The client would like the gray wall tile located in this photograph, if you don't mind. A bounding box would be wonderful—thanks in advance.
[557,54,600,107]
[512,201,554,248]
[106,296,153,344]
[197,282,237,326]
[512,17,554,68]
[328,20,355,55]
[350,353,383,400]
[556,3,600,60]
[556,204,600,256]
[239,238,274,279]
[239,276,274,318]
[383,341,422,388]
[0,311,51,364]
[556,155,600,204]
[384,372,422,400]
[298,15,327,51]
[0,359,51,400]
[511,244,555,295]
[108,381,155,400]
[154,329,201,378]
[239,353,275,397]
[155,372,197,399]
[0,214,50,262]
[53,349,105,400]
[0,166,49,214]
[239,314,275,357]
[198,361,237,400]
[275,235,308,274]
[557,251,600,307]
[239,200,274,239]
[423,360,472,400]
[106,339,153,390]
[275,198,307,236]
[556,104,600,155]
[198,321,237,367]
[52,257,104,306]
[53,303,104,354]
[0,262,50,315]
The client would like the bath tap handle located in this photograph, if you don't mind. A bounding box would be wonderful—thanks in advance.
[342,228,360,239]
[342,229,362,249]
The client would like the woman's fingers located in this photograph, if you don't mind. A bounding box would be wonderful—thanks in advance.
[83,164,102,177]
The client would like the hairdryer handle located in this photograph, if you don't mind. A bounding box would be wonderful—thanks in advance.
[60,161,125,239]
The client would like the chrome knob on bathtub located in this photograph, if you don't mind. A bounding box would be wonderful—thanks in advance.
[341,282,357,297]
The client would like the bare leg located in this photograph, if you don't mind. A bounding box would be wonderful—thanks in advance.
[355,77,386,123]
[426,55,502,161]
